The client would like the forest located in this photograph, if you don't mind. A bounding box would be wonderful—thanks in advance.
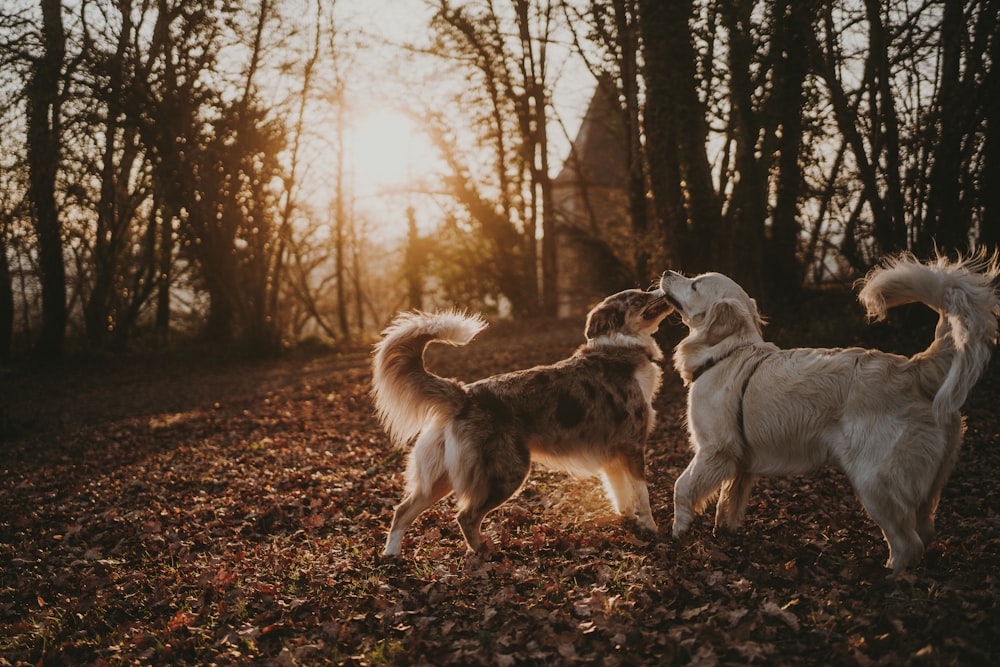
[1,0,997,361]
[2,1,1000,665]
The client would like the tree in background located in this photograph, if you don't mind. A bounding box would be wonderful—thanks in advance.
[623,0,999,306]
[1,0,357,357]
[983,0,1000,250]
[24,0,67,359]
[562,1,653,286]
[423,0,561,317]
[1,0,998,362]
[0,199,16,365]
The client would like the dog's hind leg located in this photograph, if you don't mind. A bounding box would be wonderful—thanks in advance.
[917,417,963,547]
[454,439,531,554]
[714,471,755,532]
[672,450,736,538]
[383,425,452,557]
[602,451,656,532]
[855,483,924,573]
[383,475,453,557]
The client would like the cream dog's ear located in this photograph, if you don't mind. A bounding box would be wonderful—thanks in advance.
[748,298,765,335]
[586,300,625,339]
[704,300,756,345]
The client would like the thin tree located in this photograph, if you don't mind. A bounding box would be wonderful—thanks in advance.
[271,0,324,344]
[919,0,996,253]
[331,87,349,337]
[764,0,810,296]
[512,0,558,315]
[426,0,563,315]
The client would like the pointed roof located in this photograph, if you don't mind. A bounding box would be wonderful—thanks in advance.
[554,76,629,189]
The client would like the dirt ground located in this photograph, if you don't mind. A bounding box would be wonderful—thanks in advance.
[1,312,999,665]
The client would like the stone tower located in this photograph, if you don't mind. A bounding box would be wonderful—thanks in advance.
[551,77,632,318]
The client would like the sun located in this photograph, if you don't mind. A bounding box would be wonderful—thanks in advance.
[347,108,439,198]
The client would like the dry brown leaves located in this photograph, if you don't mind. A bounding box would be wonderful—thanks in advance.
[1,321,998,665]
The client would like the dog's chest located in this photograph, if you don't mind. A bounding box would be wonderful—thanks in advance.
[634,362,662,404]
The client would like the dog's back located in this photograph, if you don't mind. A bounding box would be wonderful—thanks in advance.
[455,345,660,476]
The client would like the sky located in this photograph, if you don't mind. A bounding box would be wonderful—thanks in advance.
[325,0,596,242]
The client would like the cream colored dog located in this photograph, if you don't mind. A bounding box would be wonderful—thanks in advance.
[660,254,999,572]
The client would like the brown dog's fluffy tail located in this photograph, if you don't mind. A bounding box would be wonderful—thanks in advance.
[371,311,486,447]
[858,252,1000,422]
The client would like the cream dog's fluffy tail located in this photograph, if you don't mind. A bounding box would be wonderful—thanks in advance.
[859,252,1000,422]
[371,311,487,447]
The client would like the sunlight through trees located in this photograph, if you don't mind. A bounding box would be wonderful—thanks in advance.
[0,0,997,361]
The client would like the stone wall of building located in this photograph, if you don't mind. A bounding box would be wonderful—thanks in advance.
[551,78,633,319]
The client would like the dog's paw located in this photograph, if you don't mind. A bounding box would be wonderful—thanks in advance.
[627,515,658,536]
[711,523,739,537]
[463,545,497,571]
[376,550,404,567]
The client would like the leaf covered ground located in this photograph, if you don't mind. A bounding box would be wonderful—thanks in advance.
[1,312,999,666]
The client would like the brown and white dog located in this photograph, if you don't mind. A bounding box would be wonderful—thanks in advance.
[372,289,672,557]
[659,254,1000,572]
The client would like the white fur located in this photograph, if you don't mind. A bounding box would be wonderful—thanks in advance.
[661,252,1000,572]
[587,331,665,362]
[371,310,487,447]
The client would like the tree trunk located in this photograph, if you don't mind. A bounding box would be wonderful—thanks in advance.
[155,201,173,346]
[800,5,895,261]
[405,206,423,310]
[981,1,1000,250]
[719,0,767,293]
[87,0,135,348]
[26,0,66,360]
[865,0,907,253]
[612,0,650,282]
[921,0,978,253]
[0,231,13,365]
[334,100,349,338]
[513,0,552,315]
[537,89,558,315]
[205,283,236,343]
[637,0,719,273]
[766,0,809,297]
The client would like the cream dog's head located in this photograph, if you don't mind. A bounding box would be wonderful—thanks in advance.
[659,270,764,353]
[585,288,673,341]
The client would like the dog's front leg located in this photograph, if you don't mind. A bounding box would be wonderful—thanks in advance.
[672,451,735,537]
[601,455,658,533]
[634,481,657,533]
[672,464,696,538]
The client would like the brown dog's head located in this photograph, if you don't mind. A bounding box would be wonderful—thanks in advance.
[585,288,673,340]
[658,270,764,342]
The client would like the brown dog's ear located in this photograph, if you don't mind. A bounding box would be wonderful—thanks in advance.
[704,300,754,345]
[586,300,625,339]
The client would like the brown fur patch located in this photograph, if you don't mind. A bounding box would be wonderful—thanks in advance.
[375,289,671,557]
